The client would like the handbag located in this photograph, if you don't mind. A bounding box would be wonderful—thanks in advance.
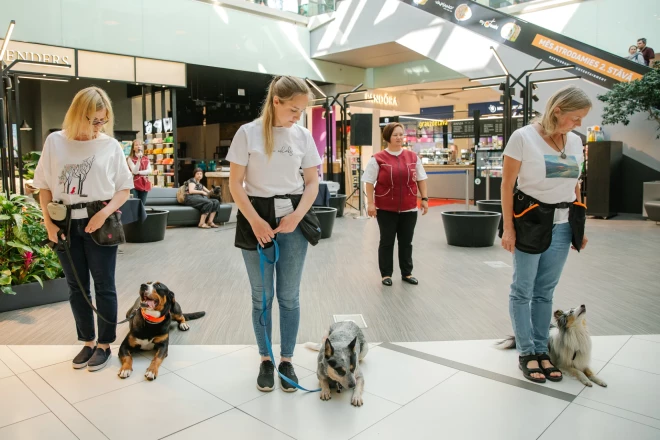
[86,201,126,246]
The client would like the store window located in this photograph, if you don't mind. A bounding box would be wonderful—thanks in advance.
[249,0,336,17]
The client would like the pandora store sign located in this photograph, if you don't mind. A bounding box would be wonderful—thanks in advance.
[358,90,420,114]
[0,40,75,76]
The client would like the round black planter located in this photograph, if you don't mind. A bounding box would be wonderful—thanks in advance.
[476,200,502,213]
[312,206,338,239]
[0,277,69,313]
[123,210,169,243]
[329,194,347,217]
[441,211,502,247]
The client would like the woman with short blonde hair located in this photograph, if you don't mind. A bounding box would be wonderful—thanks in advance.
[501,85,592,383]
[33,86,133,372]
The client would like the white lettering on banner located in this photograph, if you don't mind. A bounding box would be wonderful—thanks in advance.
[366,92,398,107]
[435,1,455,12]
[4,49,70,66]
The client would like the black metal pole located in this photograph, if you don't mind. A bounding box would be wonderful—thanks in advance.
[14,75,24,195]
[473,109,480,201]
[503,76,512,146]
[171,88,179,187]
[0,97,9,197]
[141,86,147,125]
[523,75,530,126]
[6,84,16,194]
[442,124,448,149]
[150,87,156,121]
[340,96,347,194]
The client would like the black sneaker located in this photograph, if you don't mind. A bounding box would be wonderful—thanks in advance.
[87,347,111,372]
[257,360,275,392]
[278,361,299,393]
[72,346,95,369]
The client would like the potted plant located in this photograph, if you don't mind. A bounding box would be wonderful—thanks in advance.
[598,69,660,138]
[0,192,67,312]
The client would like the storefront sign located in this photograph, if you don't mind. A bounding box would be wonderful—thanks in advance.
[450,117,524,138]
[403,0,649,89]
[0,40,75,76]
[418,120,448,128]
[365,92,398,107]
[468,101,522,117]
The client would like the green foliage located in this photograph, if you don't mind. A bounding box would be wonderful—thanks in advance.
[21,151,42,180]
[598,69,660,138]
[0,193,63,295]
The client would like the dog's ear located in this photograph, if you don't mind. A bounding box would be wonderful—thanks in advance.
[554,310,563,320]
[165,288,176,304]
[348,336,358,353]
[324,339,334,358]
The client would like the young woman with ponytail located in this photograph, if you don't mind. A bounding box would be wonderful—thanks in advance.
[227,76,321,393]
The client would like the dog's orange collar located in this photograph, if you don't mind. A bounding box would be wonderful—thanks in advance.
[141,308,166,324]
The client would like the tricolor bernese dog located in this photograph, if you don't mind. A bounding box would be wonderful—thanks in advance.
[118,282,205,381]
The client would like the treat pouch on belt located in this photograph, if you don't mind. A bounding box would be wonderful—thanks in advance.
[499,190,587,254]
[235,194,321,250]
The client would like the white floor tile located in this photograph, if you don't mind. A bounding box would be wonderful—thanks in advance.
[0,413,77,440]
[353,372,568,440]
[177,347,314,407]
[579,363,660,419]
[590,335,632,362]
[0,376,49,428]
[634,335,660,344]
[239,375,400,440]
[538,403,660,440]
[360,346,457,405]
[36,353,171,404]
[137,344,246,371]
[0,359,13,379]
[75,373,232,440]
[609,337,660,375]
[0,346,31,374]
[8,345,85,370]
[573,397,660,430]
[394,340,594,395]
[18,370,108,440]
[165,409,292,440]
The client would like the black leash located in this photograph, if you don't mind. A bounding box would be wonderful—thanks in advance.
[53,209,138,325]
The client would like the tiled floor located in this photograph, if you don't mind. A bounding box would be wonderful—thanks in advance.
[0,336,658,439]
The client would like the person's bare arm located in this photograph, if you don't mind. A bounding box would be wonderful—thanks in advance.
[275,167,319,234]
[501,155,522,253]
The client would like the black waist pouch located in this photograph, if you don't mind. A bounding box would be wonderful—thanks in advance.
[511,191,555,254]
[568,202,587,252]
[235,195,321,251]
[86,200,125,246]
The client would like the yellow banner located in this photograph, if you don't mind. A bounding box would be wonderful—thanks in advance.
[532,34,643,83]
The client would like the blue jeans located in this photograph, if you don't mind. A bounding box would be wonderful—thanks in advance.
[56,218,119,344]
[241,225,309,358]
[131,189,148,207]
[509,222,572,356]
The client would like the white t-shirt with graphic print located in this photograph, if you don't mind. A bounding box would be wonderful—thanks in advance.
[33,131,134,219]
[226,119,322,217]
[503,124,584,224]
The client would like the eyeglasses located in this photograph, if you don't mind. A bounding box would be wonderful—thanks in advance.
[86,116,109,126]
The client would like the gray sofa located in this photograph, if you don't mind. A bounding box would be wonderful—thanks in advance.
[145,187,232,226]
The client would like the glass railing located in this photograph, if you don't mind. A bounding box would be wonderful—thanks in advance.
[247,0,336,17]
[487,0,551,9]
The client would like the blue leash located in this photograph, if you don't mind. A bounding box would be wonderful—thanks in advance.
[257,240,320,393]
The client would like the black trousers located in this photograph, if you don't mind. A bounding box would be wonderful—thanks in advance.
[376,210,418,278]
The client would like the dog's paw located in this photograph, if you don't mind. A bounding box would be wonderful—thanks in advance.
[581,380,593,387]
[145,369,158,381]
[320,389,332,401]
[592,378,607,387]
[118,368,132,379]
[179,322,190,331]
[351,395,364,407]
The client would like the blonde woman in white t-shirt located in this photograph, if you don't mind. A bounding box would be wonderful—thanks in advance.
[33,87,133,372]
[501,86,591,384]
[227,76,321,393]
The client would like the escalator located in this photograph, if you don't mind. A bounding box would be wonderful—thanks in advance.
[402,0,650,89]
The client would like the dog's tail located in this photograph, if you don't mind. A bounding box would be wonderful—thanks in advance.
[495,336,516,350]
[184,311,206,320]
[304,342,322,351]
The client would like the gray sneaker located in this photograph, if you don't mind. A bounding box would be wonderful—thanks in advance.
[72,346,95,369]
[257,360,275,392]
[87,347,111,372]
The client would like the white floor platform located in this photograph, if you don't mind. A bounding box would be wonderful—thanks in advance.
[1,335,659,439]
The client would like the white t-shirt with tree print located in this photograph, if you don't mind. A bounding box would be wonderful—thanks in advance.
[33,131,134,219]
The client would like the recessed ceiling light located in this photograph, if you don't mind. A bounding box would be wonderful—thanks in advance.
[104,20,119,25]
[107,80,110,83]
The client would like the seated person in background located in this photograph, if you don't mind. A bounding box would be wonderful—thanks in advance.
[184,167,222,229]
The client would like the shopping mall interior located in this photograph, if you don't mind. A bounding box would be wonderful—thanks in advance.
[0,1,659,439]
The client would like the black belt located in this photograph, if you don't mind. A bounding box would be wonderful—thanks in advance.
[516,191,572,209]
[68,203,88,210]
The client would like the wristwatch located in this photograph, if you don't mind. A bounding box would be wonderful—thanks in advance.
[421,197,429,202]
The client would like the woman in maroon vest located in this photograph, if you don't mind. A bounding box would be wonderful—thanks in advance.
[363,122,429,286]
[126,140,152,206]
